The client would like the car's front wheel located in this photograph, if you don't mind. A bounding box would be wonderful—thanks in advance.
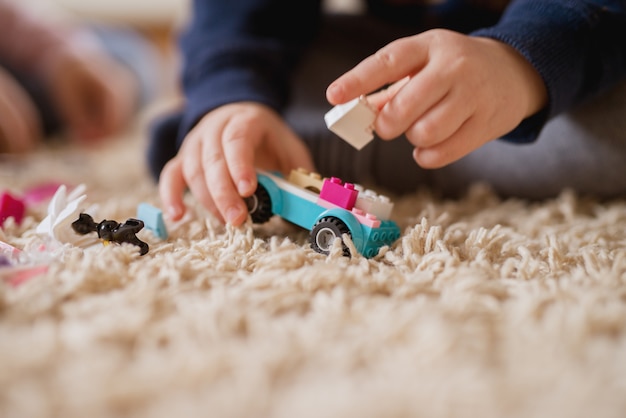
[310,217,351,257]
[245,183,273,224]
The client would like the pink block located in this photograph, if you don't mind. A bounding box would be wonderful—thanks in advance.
[0,240,22,260]
[22,182,66,206]
[319,177,358,210]
[6,265,48,287]
[351,208,381,228]
[0,192,26,226]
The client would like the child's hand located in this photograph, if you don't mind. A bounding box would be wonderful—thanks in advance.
[326,29,547,168]
[44,36,138,143]
[159,102,315,226]
[0,67,42,153]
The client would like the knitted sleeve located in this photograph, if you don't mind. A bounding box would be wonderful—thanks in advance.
[471,0,626,143]
[177,0,322,141]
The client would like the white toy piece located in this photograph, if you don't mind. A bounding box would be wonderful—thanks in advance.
[324,95,378,150]
[35,184,99,247]
[354,184,394,220]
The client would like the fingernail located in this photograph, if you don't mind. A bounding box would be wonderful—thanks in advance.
[225,206,245,225]
[238,179,253,195]
[167,205,182,220]
[327,83,341,101]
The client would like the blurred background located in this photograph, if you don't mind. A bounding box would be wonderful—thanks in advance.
[18,0,190,103]
[20,0,189,40]
[6,0,365,132]
[13,0,363,106]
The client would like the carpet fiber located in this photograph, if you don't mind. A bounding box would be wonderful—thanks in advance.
[1,122,626,418]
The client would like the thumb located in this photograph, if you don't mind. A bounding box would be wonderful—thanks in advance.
[366,76,411,110]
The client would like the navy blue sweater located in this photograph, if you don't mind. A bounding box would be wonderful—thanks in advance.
[177,0,626,144]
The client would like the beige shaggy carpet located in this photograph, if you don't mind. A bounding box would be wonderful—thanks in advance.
[1,117,626,418]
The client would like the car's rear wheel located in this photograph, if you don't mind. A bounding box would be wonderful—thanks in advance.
[310,217,351,257]
[245,184,273,224]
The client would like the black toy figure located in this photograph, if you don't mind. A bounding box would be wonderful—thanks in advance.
[72,213,149,256]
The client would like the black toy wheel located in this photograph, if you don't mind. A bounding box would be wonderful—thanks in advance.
[244,183,273,224]
[310,217,351,257]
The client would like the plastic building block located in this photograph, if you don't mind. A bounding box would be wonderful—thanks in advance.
[245,169,400,258]
[35,183,98,247]
[287,168,325,193]
[0,240,49,287]
[354,185,394,220]
[324,96,377,150]
[72,213,149,256]
[0,192,26,226]
[5,265,48,287]
[0,240,21,261]
[22,182,67,206]
[319,177,358,210]
[136,203,168,239]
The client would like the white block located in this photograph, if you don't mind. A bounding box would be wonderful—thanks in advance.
[324,96,377,150]
[354,188,393,220]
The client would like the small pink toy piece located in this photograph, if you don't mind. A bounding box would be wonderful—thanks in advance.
[22,182,67,206]
[0,192,26,226]
[0,240,48,287]
[351,208,381,228]
[0,240,21,260]
[6,265,48,287]
[319,177,358,210]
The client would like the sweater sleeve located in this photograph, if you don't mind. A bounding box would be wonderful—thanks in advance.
[470,0,626,143]
[177,0,323,141]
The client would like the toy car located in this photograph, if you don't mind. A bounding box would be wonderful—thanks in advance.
[245,168,401,258]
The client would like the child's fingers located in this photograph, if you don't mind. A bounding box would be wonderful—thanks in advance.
[200,127,249,226]
[178,136,224,221]
[159,157,188,221]
[412,114,485,168]
[366,76,410,110]
[405,87,473,149]
[375,63,452,140]
[326,36,428,105]
[221,114,260,199]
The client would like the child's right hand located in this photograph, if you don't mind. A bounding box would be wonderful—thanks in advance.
[327,29,548,169]
[159,102,315,226]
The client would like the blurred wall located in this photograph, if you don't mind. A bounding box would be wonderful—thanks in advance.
[19,0,189,29]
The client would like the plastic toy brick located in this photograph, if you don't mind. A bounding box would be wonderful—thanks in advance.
[72,213,149,256]
[245,169,400,258]
[317,199,382,228]
[319,177,358,210]
[35,183,95,247]
[4,265,48,287]
[22,182,66,206]
[287,168,325,193]
[0,191,26,226]
[137,202,168,239]
[324,95,377,150]
[2,183,76,228]
[0,240,21,261]
[354,186,394,220]
[0,240,49,287]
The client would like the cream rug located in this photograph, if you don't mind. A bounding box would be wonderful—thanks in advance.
[1,116,626,418]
